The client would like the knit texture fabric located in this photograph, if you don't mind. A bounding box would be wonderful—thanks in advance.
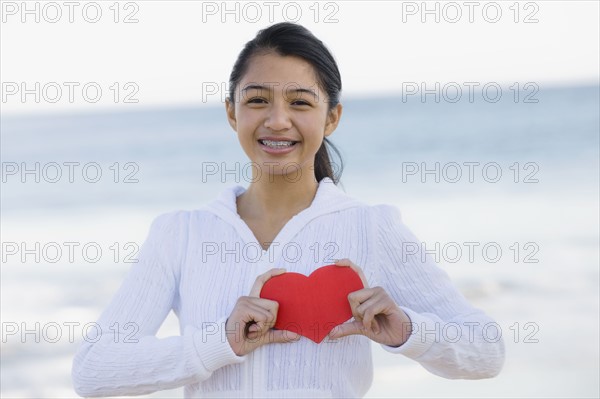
[72,177,505,397]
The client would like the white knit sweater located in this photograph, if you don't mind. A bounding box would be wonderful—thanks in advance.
[71,177,505,397]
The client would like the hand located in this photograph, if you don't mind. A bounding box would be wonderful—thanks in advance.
[327,259,413,347]
[226,268,300,356]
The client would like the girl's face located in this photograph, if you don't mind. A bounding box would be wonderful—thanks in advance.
[226,52,342,180]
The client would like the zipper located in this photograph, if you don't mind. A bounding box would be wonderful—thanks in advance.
[248,255,269,396]
[247,349,255,397]
[248,306,265,397]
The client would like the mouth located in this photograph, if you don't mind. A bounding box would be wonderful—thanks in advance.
[257,139,299,149]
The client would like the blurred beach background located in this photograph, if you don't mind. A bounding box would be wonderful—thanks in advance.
[1,1,599,398]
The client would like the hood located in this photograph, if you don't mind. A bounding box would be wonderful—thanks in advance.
[199,177,366,258]
[204,177,365,226]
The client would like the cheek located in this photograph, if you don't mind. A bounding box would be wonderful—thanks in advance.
[297,113,328,137]
[236,111,259,136]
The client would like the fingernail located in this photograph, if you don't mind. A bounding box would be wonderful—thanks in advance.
[288,333,300,341]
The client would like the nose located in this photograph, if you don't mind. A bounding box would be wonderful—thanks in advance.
[264,102,292,131]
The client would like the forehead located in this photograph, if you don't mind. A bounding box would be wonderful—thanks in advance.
[240,52,320,91]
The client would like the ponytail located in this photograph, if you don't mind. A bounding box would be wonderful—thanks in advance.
[314,137,344,184]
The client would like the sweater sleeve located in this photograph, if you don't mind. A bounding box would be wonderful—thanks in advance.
[370,204,505,379]
[71,211,246,397]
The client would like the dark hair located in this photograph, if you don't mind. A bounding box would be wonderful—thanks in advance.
[228,22,344,185]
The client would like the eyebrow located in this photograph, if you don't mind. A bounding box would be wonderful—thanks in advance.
[241,84,318,99]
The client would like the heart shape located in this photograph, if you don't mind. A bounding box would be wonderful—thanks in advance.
[259,265,364,343]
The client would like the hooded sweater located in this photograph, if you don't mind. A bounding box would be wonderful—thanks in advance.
[71,177,505,398]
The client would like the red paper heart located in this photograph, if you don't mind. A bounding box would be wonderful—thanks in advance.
[259,265,364,343]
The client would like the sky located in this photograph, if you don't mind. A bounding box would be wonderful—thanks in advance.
[1,0,599,115]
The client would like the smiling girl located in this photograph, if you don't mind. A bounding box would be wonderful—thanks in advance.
[72,22,505,398]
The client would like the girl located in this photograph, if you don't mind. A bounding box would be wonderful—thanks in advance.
[72,22,505,398]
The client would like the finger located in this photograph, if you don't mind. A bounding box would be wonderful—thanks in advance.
[328,320,366,340]
[334,258,352,266]
[333,258,369,288]
[248,297,280,315]
[347,288,380,323]
[242,301,275,325]
[247,310,277,334]
[348,290,368,323]
[359,300,386,334]
[245,319,275,340]
[244,313,275,333]
[249,267,287,297]
[265,329,301,345]
[247,298,281,332]
[372,318,381,335]
[244,323,258,339]
[237,303,276,338]
[348,287,379,304]
[355,289,389,332]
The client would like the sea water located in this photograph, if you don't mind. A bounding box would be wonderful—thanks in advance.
[1,85,598,397]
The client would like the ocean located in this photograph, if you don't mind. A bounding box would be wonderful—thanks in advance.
[1,84,598,397]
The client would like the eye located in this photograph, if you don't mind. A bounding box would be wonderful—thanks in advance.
[247,97,268,104]
[291,99,311,106]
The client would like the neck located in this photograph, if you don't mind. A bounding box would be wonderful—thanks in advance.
[237,173,320,221]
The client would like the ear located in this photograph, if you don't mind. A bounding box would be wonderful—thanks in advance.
[324,103,343,138]
[225,98,237,131]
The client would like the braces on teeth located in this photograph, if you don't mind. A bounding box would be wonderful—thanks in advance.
[261,140,295,147]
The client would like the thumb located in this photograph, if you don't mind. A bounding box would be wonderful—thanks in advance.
[328,321,366,340]
[265,329,301,344]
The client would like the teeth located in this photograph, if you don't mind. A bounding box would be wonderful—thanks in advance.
[260,139,296,148]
